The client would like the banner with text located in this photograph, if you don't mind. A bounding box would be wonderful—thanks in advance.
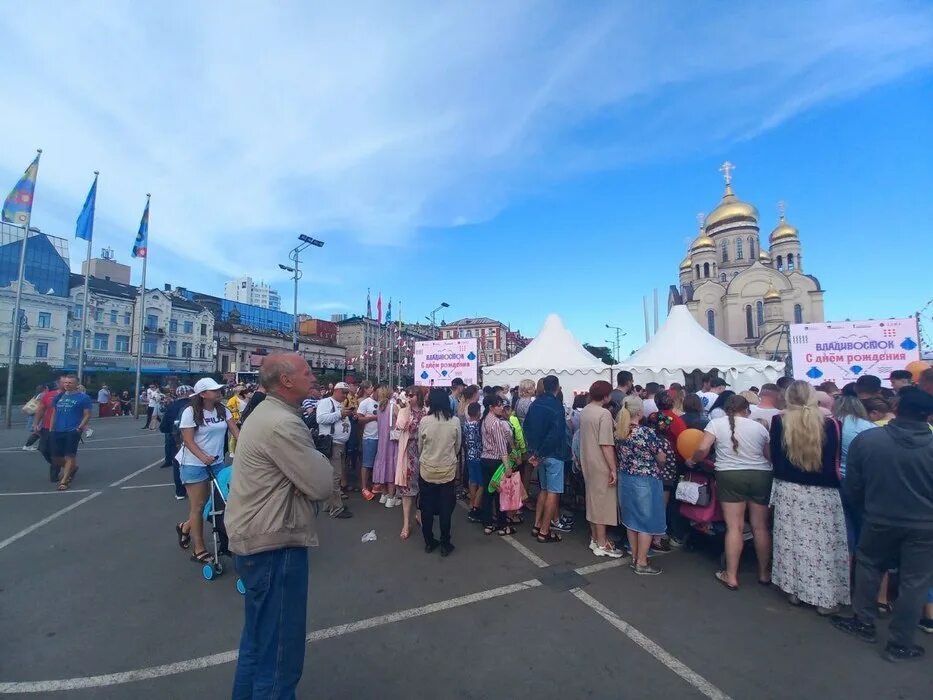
[414,338,478,387]
[789,318,920,387]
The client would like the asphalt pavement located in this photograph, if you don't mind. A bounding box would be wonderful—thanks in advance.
[0,416,929,699]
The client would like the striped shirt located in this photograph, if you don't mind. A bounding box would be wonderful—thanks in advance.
[481,414,513,460]
[301,398,318,413]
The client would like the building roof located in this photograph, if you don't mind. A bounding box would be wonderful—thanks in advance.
[446,317,503,326]
[69,272,137,300]
[170,296,207,312]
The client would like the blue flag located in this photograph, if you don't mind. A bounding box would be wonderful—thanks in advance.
[75,174,98,242]
[386,297,392,324]
[132,197,149,258]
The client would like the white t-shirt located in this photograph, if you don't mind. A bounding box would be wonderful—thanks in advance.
[642,397,658,416]
[316,397,350,444]
[749,405,781,428]
[709,407,726,420]
[146,388,162,408]
[357,397,379,440]
[696,391,719,414]
[704,415,771,472]
[176,405,230,466]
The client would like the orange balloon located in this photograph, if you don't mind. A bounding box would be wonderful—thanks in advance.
[676,428,705,461]
[906,360,931,382]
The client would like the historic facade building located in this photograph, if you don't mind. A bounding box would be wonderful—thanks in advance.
[669,163,825,360]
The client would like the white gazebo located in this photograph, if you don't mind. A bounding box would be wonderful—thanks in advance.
[482,313,613,398]
[616,305,784,391]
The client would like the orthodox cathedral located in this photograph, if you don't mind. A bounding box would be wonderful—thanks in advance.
[668,162,825,360]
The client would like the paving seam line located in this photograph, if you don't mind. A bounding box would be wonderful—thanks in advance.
[0,491,103,551]
[109,459,164,487]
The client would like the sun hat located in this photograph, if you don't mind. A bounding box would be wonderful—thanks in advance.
[334,382,351,390]
[193,378,225,395]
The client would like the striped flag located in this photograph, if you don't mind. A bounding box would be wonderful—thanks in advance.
[132,197,149,258]
[2,153,41,226]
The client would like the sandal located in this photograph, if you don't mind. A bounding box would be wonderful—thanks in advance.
[715,571,738,591]
[484,526,497,536]
[57,480,70,491]
[497,526,516,536]
[506,515,524,526]
[400,529,410,540]
[176,522,191,550]
[536,531,562,543]
[531,526,541,537]
[190,550,214,564]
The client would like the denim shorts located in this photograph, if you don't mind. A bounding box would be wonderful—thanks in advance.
[361,438,378,468]
[466,458,482,485]
[180,464,212,484]
[539,457,564,494]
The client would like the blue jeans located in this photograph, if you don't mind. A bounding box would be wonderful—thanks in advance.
[233,547,309,700]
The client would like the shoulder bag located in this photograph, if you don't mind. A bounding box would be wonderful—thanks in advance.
[313,398,335,458]
[389,401,402,441]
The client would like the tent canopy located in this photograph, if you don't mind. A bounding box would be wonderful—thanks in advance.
[482,314,612,398]
[616,305,784,391]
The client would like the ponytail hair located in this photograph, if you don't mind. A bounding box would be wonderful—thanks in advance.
[482,394,503,421]
[724,394,750,453]
[615,395,643,440]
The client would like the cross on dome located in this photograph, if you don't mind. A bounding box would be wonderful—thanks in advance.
[777,199,786,220]
[719,161,734,186]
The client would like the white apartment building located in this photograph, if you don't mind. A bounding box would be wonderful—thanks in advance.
[224,276,281,311]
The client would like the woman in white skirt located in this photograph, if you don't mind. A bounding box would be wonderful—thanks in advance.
[769,380,849,615]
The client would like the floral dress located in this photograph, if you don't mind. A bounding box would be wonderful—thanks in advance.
[397,408,423,498]
[645,412,679,483]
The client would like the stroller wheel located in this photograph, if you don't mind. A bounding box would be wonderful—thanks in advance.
[202,563,215,581]
[236,578,246,595]
[213,562,224,576]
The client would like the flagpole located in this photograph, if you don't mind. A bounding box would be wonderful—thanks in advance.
[133,194,150,419]
[77,171,98,385]
[4,148,41,428]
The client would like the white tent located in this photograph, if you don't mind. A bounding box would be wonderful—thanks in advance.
[482,313,613,397]
[616,305,784,391]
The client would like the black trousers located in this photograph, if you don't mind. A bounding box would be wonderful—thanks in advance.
[853,522,933,647]
[37,428,54,465]
[480,458,505,529]
[419,478,456,546]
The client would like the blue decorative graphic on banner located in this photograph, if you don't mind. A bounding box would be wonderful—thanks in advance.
[467,352,476,361]
[805,367,823,379]
[850,365,863,375]
[441,370,448,376]
[900,337,918,351]
[420,371,429,380]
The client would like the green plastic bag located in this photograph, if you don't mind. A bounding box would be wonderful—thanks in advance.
[487,463,506,493]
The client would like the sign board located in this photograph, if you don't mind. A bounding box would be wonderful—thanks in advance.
[789,318,920,387]
[414,338,478,387]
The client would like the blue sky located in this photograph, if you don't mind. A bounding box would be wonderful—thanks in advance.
[2,1,932,356]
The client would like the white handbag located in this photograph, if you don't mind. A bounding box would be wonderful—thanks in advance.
[389,402,402,441]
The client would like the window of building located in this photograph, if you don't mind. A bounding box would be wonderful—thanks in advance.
[720,273,727,283]
[487,340,494,351]
[736,237,744,260]
[776,255,783,271]
[73,304,82,320]
[787,253,795,272]
[69,330,81,349]
[200,323,207,336]
[115,335,130,353]
[745,305,755,338]
[794,304,803,324]
[35,341,48,359]
[143,337,157,354]
[168,340,177,356]
[108,309,116,324]
[721,239,729,262]
[198,344,206,359]
[183,321,193,334]
[695,264,700,278]
[146,314,158,330]
[124,311,131,325]
[706,309,715,335]
[95,307,103,322]
[703,262,710,278]
[93,332,109,350]
[757,301,764,327]
[37,312,51,329]
[749,236,756,259]
[169,319,178,333]
[182,342,193,358]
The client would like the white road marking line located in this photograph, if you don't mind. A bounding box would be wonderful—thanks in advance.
[109,459,164,487]
[0,491,102,552]
[73,445,162,452]
[500,534,549,568]
[0,489,91,496]
[570,588,733,700]
[574,559,627,576]
[0,578,542,693]
[119,483,173,490]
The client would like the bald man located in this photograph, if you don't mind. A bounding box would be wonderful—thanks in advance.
[226,352,333,698]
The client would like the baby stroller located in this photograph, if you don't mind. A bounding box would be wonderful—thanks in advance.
[678,461,753,563]
[201,463,245,595]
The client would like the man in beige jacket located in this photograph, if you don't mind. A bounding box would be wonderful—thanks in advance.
[225,353,332,699]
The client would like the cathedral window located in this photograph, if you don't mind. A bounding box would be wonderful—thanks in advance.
[720,273,727,283]
[745,305,755,338]
[757,301,764,327]
[794,304,803,324]
[776,255,784,271]
[736,237,744,260]
[749,236,756,259]
[703,262,710,278]
[787,253,795,271]
[721,239,729,262]
[695,264,700,278]
[707,310,715,335]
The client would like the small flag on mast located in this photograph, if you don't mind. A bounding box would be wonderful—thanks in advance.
[366,288,372,318]
[386,297,392,324]
[132,197,149,258]
[2,153,41,226]
[377,293,383,323]
[75,173,98,242]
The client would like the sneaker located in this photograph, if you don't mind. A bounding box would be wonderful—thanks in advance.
[559,513,575,525]
[651,539,672,553]
[330,506,353,519]
[816,605,840,616]
[883,642,925,662]
[668,536,685,549]
[919,618,933,634]
[831,615,877,644]
[83,428,93,439]
[467,508,482,523]
[385,497,401,508]
[550,519,572,533]
[589,539,598,552]
[379,493,388,504]
[175,494,187,501]
[362,489,375,501]
[21,445,37,451]
[594,544,624,559]
[633,563,662,575]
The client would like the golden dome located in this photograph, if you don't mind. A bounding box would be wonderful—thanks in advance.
[705,184,759,230]
[691,233,715,251]
[764,283,781,302]
[770,217,799,243]
[759,249,772,263]
[680,255,692,271]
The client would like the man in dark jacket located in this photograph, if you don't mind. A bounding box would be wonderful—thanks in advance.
[160,385,193,499]
[833,387,933,661]
[524,375,570,542]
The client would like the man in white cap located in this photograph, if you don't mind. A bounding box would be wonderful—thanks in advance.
[316,381,354,518]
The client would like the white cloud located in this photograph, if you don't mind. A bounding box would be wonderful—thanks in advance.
[1,0,931,282]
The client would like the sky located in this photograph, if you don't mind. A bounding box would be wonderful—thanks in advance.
[2,1,932,357]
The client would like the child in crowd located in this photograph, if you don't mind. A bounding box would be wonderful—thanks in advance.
[502,404,527,526]
[464,402,484,522]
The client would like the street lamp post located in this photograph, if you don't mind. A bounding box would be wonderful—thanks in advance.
[605,324,627,363]
[282,235,324,352]
[428,302,449,338]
